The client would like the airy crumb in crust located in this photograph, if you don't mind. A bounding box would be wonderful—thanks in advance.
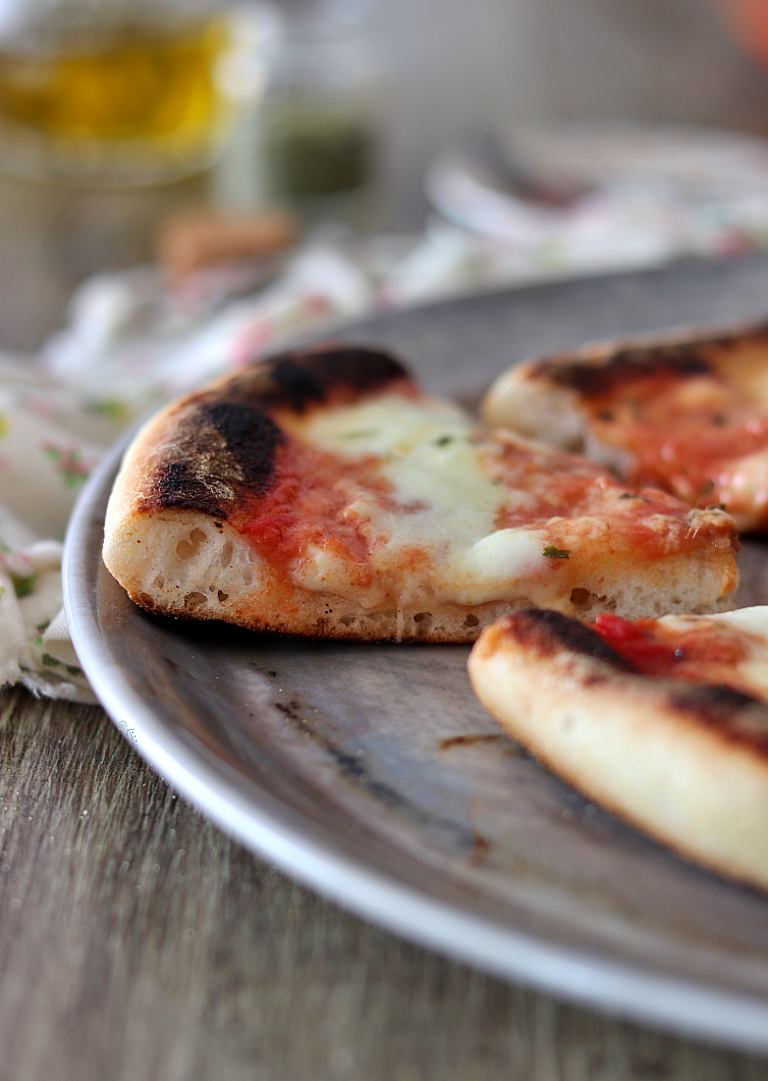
[103,344,740,644]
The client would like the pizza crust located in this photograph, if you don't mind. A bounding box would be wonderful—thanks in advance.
[101,359,512,641]
[104,505,523,642]
[468,607,768,890]
[101,354,541,641]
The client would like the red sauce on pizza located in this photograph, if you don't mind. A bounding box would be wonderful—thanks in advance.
[234,430,736,588]
[497,466,731,567]
[235,443,389,572]
[593,613,751,680]
[586,370,768,510]
[491,434,723,562]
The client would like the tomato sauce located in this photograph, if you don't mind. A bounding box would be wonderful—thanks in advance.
[586,371,768,508]
[234,442,390,571]
[593,613,749,680]
[493,436,730,561]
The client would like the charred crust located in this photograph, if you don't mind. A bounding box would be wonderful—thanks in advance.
[154,460,231,518]
[150,403,285,519]
[269,348,406,412]
[269,359,328,413]
[513,608,637,672]
[201,402,285,493]
[534,346,712,397]
[668,684,763,715]
[525,321,768,398]
[143,345,409,518]
[216,345,411,414]
[707,321,768,350]
[667,684,768,753]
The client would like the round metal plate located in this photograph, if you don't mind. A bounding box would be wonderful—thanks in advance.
[65,256,768,1052]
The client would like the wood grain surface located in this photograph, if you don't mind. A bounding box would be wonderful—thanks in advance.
[2,690,768,1081]
[0,170,767,1080]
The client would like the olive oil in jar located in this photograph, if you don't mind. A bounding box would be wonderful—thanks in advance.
[0,2,278,184]
[0,21,228,144]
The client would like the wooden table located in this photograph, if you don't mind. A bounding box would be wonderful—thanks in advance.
[0,173,767,1081]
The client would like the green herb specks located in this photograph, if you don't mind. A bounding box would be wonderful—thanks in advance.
[543,545,571,559]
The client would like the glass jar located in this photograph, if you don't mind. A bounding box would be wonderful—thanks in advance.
[0,0,281,185]
[257,0,387,227]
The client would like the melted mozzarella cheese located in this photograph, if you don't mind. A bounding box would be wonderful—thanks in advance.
[289,395,552,605]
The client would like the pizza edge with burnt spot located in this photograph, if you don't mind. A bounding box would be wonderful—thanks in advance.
[103,342,739,644]
[468,606,768,891]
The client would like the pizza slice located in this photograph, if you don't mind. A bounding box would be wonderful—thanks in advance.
[468,605,768,890]
[102,344,738,643]
[481,322,768,532]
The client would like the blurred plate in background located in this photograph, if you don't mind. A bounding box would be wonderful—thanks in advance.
[425,124,768,272]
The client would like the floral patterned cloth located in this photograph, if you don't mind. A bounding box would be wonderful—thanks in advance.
[0,362,123,701]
